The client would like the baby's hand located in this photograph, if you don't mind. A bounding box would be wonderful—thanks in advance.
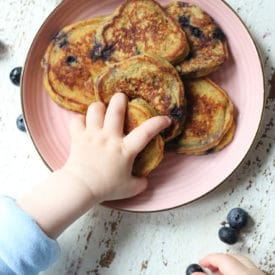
[63,93,171,203]
[193,253,265,275]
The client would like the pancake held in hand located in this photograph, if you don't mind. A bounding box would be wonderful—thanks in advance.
[42,17,108,114]
[95,54,186,141]
[166,2,229,78]
[167,78,234,155]
[93,0,189,64]
[126,99,164,176]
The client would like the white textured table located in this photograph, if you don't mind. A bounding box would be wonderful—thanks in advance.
[0,1,274,274]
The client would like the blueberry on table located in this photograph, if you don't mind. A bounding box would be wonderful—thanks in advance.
[10,67,22,86]
[218,226,238,244]
[227,208,248,229]
[16,114,26,132]
[186,263,205,275]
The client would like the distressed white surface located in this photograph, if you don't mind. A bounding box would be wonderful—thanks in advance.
[0,0,274,274]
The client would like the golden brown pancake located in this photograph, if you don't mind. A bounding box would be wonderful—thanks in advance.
[210,120,236,153]
[93,0,189,64]
[126,98,164,176]
[166,2,229,78]
[95,54,186,141]
[166,78,234,154]
[42,17,108,114]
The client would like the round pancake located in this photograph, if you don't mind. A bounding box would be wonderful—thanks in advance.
[94,0,189,64]
[42,17,108,114]
[167,78,234,155]
[126,99,164,176]
[166,2,229,78]
[95,54,186,141]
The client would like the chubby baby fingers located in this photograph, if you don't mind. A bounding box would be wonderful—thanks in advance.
[86,101,106,131]
[123,116,171,155]
[103,93,128,135]
[69,113,85,138]
[199,253,250,274]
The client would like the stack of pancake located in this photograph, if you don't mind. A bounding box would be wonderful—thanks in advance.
[42,0,235,176]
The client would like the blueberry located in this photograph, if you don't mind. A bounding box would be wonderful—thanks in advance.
[16,114,26,132]
[186,263,204,275]
[171,106,185,120]
[66,55,77,65]
[190,26,203,38]
[10,67,22,86]
[91,36,115,62]
[227,208,248,229]
[178,16,190,28]
[160,126,171,138]
[213,28,226,41]
[218,226,238,244]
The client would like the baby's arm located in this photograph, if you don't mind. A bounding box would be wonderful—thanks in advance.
[1,93,170,274]
[17,93,171,239]
[193,253,265,275]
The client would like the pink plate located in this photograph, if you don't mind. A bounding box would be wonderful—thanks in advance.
[22,0,265,212]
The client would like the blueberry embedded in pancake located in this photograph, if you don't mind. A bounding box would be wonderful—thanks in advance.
[95,54,186,141]
[166,2,229,78]
[126,98,164,176]
[42,17,108,114]
[90,36,116,62]
[166,78,234,155]
[94,0,189,64]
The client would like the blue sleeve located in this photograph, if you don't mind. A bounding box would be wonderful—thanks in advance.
[0,196,60,275]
